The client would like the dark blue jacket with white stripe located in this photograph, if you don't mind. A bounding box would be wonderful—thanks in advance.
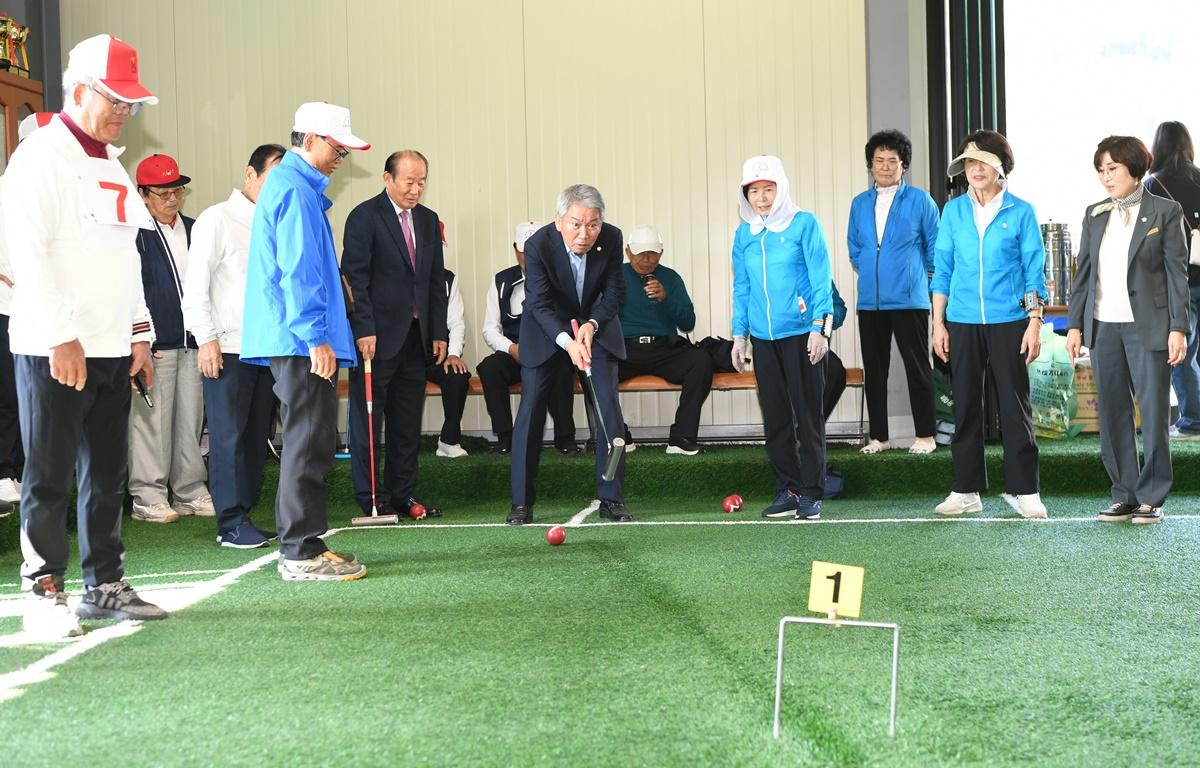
[136,215,196,351]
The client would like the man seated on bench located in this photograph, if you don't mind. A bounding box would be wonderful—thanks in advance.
[477,221,581,456]
[617,225,713,456]
[429,261,472,457]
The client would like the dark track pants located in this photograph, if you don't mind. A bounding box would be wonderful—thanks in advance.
[17,355,130,588]
[946,320,1039,494]
[751,334,826,499]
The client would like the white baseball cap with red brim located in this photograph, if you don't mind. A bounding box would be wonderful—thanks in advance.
[63,34,158,105]
[293,102,370,150]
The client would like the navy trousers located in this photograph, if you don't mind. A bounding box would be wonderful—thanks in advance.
[203,354,275,535]
[347,324,426,513]
[512,344,624,506]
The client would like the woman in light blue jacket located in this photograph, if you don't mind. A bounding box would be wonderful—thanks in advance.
[847,129,941,456]
[930,130,1048,519]
[731,155,833,520]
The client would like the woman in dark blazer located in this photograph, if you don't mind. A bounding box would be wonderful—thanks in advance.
[1067,135,1189,524]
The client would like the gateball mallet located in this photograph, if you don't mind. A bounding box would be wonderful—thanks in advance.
[351,357,400,526]
[571,320,626,482]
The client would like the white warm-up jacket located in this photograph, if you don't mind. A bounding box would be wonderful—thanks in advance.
[1,117,154,356]
[182,189,255,354]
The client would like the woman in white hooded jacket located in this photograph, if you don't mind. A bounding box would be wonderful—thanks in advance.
[731,155,834,520]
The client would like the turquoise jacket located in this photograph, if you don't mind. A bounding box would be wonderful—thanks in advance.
[930,189,1047,325]
[847,181,939,311]
[731,211,833,340]
[240,151,356,366]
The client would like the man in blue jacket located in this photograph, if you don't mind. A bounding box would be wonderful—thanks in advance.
[241,102,369,582]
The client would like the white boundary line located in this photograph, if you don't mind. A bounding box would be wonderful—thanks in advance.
[3,511,1197,702]
[0,568,233,593]
[566,500,600,527]
[0,549,280,703]
[324,514,1200,531]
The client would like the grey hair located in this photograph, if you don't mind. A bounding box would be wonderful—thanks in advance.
[556,184,605,219]
[62,76,92,102]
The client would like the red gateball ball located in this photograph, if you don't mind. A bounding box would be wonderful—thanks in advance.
[722,494,744,513]
[409,503,427,520]
[546,525,566,546]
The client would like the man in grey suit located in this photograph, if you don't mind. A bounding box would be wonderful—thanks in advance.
[1067,135,1189,524]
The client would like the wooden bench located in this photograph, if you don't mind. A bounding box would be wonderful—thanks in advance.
[335,368,866,438]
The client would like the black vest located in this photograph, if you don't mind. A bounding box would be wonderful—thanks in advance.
[494,264,524,342]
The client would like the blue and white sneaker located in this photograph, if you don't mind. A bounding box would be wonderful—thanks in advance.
[217,521,271,549]
[761,490,801,518]
[795,496,822,520]
[252,524,278,542]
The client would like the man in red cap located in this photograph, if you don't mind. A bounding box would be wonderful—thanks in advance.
[1,34,166,638]
[128,153,213,525]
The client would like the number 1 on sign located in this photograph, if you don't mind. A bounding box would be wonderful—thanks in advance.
[808,561,864,618]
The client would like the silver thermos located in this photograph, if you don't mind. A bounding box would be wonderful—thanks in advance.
[1040,222,1072,306]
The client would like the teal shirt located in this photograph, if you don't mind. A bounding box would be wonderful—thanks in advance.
[619,263,696,338]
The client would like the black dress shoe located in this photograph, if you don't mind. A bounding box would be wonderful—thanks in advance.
[490,442,512,455]
[555,442,582,456]
[507,504,533,525]
[397,497,443,519]
[598,500,633,522]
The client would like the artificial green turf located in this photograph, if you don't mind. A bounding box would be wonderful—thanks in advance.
[1,493,1199,766]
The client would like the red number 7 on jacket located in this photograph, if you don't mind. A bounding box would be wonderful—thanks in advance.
[98,181,128,223]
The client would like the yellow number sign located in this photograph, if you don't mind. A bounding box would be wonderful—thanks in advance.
[807,561,864,618]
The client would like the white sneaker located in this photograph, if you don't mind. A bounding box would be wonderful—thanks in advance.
[24,576,84,639]
[132,501,180,524]
[173,494,216,517]
[860,439,891,455]
[934,491,982,515]
[1014,493,1048,520]
[0,477,20,504]
[435,441,469,458]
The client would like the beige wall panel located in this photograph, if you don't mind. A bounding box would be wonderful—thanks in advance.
[701,0,866,427]
[523,0,709,433]
[337,0,529,433]
[60,0,866,437]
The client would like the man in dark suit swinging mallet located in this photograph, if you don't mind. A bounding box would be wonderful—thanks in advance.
[508,184,632,525]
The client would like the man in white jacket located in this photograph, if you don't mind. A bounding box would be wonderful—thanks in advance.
[2,34,167,638]
[182,144,285,549]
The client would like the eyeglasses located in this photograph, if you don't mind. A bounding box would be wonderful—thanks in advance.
[89,85,141,116]
[872,158,901,169]
[147,187,187,200]
[322,137,350,160]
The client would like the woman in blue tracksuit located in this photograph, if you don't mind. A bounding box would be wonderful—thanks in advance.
[731,155,833,520]
[847,129,941,456]
[930,130,1048,519]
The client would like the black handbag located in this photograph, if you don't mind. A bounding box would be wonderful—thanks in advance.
[696,336,737,373]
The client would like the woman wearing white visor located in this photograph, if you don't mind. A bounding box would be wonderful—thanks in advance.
[930,131,1049,519]
[730,155,834,520]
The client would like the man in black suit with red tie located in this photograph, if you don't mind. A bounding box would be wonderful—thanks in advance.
[508,184,631,525]
[342,150,446,519]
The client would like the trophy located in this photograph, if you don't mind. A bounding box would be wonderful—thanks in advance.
[0,14,31,77]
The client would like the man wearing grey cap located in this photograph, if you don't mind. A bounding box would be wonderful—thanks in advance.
[618,225,713,455]
[241,102,370,581]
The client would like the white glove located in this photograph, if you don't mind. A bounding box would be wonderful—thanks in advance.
[807,332,828,364]
[731,336,749,372]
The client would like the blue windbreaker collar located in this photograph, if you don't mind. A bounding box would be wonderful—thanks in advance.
[281,149,332,207]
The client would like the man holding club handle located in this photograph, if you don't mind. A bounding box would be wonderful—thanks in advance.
[508,185,631,525]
